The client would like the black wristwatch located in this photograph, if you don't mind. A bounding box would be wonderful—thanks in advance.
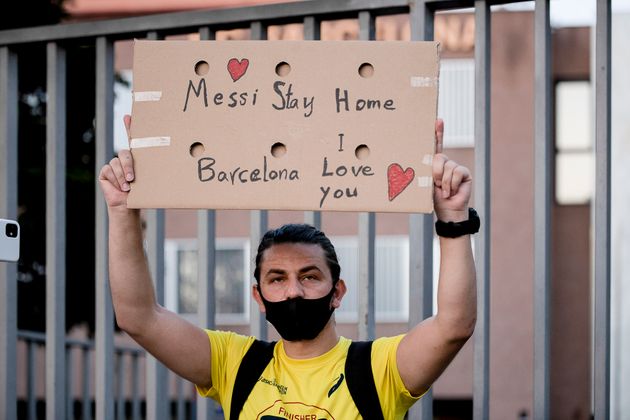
[435,208,480,238]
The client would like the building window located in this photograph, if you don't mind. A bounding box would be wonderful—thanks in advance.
[165,238,250,324]
[437,58,475,148]
[334,236,409,323]
[555,80,594,205]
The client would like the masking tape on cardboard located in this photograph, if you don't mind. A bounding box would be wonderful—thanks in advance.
[422,154,433,166]
[130,136,171,149]
[134,91,162,102]
[410,76,438,88]
[417,176,432,188]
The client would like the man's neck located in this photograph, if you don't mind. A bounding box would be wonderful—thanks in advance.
[281,319,339,359]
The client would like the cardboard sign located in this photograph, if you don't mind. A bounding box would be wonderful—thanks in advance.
[128,40,440,213]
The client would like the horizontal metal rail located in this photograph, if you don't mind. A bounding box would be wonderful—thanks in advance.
[17,330,144,355]
[0,0,527,45]
[18,330,146,420]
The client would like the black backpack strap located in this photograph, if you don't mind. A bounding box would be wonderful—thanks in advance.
[345,341,385,420]
[230,339,276,420]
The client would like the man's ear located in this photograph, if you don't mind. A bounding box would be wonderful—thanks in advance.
[252,283,266,313]
[331,279,347,309]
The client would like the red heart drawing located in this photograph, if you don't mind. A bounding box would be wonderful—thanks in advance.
[227,58,249,82]
[387,164,415,201]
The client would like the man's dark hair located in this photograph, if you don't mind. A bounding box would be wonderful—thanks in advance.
[254,224,341,284]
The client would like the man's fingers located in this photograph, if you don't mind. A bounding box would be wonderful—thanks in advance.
[99,164,122,190]
[449,165,470,196]
[435,118,444,154]
[433,152,472,198]
[441,160,457,198]
[432,153,449,188]
[109,157,130,192]
[118,149,135,182]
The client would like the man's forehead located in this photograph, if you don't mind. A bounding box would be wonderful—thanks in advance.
[261,243,328,270]
[263,242,326,259]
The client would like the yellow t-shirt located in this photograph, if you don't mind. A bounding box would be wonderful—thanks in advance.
[196,330,421,419]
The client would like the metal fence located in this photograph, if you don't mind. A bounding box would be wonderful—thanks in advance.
[0,0,612,419]
[17,330,147,420]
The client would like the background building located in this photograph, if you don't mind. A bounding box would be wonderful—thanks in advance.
[3,0,629,419]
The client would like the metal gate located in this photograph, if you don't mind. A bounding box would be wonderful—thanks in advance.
[0,0,613,419]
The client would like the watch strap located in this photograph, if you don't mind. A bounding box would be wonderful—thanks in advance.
[435,207,480,238]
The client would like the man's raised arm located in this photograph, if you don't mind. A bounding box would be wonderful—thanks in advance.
[98,115,211,388]
[396,119,477,396]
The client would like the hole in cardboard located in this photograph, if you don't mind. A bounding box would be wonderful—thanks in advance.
[190,142,205,157]
[355,144,370,160]
[271,142,287,158]
[358,63,374,78]
[195,61,209,76]
[275,62,291,77]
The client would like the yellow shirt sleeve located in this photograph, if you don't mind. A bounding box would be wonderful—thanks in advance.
[372,334,423,418]
[195,329,255,405]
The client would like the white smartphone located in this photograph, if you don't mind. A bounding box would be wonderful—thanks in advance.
[0,218,20,262]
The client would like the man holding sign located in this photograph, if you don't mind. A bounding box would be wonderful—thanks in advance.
[99,117,477,419]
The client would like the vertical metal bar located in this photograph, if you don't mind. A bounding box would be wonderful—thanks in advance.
[145,208,168,420]
[116,352,125,420]
[131,353,141,420]
[250,211,269,339]
[81,346,90,420]
[176,376,185,420]
[196,208,216,420]
[594,1,612,418]
[357,10,376,342]
[95,35,115,420]
[0,46,18,420]
[197,27,216,418]
[28,342,37,420]
[199,27,216,41]
[303,15,321,41]
[144,26,169,420]
[249,20,269,341]
[358,11,376,41]
[46,40,67,420]
[473,2,491,420]
[66,348,73,420]
[250,21,268,40]
[357,213,376,340]
[534,1,551,419]
[303,16,321,230]
[303,211,322,229]
[408,2,434,419]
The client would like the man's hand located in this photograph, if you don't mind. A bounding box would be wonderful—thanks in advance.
[98,115,134,210]
[432,119,472,222]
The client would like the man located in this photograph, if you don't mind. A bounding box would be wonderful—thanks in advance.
[99,116,476,419]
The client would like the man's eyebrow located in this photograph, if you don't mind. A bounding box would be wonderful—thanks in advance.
[263,266,323,277]
[264,268,286,277]
[298,266,323,274]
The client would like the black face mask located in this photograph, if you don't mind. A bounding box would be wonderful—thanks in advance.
[258,284,336,342]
